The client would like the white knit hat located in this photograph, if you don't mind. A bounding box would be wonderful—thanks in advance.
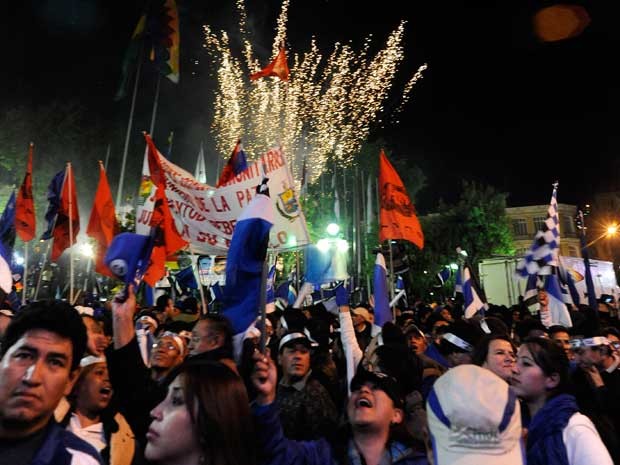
[427,365,524,465]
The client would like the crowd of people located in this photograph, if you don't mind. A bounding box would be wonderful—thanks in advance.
[0,280,619,465]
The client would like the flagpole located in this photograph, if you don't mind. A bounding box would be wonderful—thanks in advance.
[67,163,74,304]
[34,243,51,300]
[104,144,111,171]
[116,54,144,207]
[258,259,269,353]
[387,240,396,319]
[22,242,28,305]
[167,131,174,158]
[149,75,162,136]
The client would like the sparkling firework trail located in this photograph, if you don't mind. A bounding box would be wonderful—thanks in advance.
[203,1,427,187]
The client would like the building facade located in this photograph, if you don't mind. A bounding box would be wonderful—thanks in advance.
[505,203,581,258]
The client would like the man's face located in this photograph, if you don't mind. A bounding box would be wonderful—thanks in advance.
[0,329,78,437]
[82,316,108,357]
[150,336,184,370]
[347,382,403,432]
[573,346,603,370]
[278,343,310,382]
[407,332,427,355]
[75,363,113,414]
[551,331,572,358]
[188,320,220,356]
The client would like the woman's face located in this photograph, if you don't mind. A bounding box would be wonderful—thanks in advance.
[482,339,515,382]
[510,345,555,402]
[146,375,201,464]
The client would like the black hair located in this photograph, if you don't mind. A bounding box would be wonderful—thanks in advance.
[155,294,171,311]
[548,325,570,337]
[521,337,570,398]
[438,319,484,355]
[199,314,234,355]
[2,300,87,371]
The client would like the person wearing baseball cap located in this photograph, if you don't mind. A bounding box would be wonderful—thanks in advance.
[569,335,620,462]
[274,331,337,441]
[251,350,428,464]
[427,364,524,465]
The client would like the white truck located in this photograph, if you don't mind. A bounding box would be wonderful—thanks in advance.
[478,256,619,307]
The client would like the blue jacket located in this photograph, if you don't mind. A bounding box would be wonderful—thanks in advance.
[30,422,102,465]
[252,402,428,465]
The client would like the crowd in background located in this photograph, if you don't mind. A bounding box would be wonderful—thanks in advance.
[0,281,619,465]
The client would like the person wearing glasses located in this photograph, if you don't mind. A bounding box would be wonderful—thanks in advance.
[150,332,186,382]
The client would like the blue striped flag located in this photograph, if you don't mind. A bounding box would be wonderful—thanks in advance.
[461,263,487,318]
[516,184,560,277]
[541,271,572,328]
[223,179,274,334]
[373,253,391,330]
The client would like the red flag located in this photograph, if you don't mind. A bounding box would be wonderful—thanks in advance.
[250,48,290,82]
[378,150,424,249]
[216,140,248,187]
[15,143,36,242]
[142,134,188,285]
[86,162,119,277]
[51,164,80,261]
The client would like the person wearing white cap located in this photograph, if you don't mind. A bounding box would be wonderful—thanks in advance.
[427,364,524,465]
[511,337,613,465]
[274,331,338,441]
[56,356,136,465]
[150,331,186,382]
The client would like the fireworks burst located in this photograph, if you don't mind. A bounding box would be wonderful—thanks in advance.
[203,0,427,186]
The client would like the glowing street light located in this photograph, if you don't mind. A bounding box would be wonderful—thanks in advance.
[606,224,618,236]
[326,223,340,237]
[79,243,95,259]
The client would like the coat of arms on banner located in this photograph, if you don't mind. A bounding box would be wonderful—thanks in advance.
[138,176,154,206]
[276,184,300,221]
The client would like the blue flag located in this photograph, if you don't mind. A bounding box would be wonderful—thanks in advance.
[223,180,274,334]
[265,265,276,304]
[461,263,487,318]
[104,232,154,285]
[373,253,391,329]
[175,266,198,291]
[436,266,451,286]
[40,170,65,240]
[541,271,572,328]
[0,192,16,294]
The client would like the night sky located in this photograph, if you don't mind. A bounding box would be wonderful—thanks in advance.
[3,0,619,213]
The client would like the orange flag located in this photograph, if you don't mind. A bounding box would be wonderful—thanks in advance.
[142,134,188,286]
[86,162,119,277]
[15,143,36,242]
[250,48,290,82]
[378,150,424,249]
[51,164,80,261]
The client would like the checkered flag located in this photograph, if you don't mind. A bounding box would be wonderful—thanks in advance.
[516,183,560,277]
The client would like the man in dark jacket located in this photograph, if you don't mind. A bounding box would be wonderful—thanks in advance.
[275,332,337,440]
[0,301,102,465]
